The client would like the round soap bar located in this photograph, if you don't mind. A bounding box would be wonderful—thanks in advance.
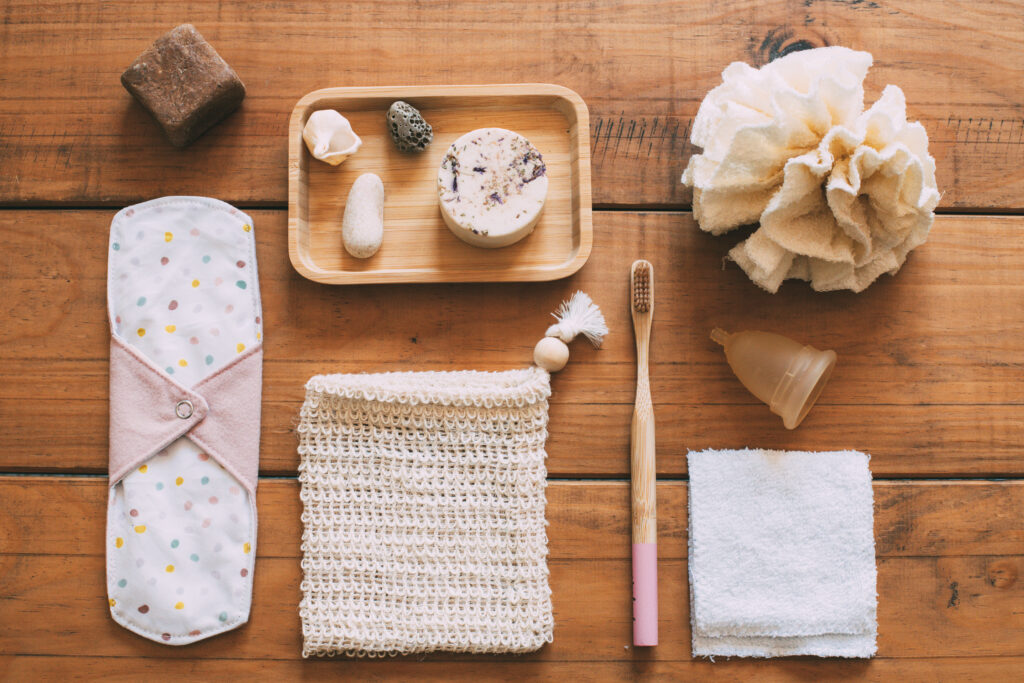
[437,127,548,248]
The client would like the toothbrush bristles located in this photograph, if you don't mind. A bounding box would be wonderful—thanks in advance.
[632,261,650,313]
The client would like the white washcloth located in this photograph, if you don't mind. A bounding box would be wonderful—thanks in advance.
[688,449,877,658]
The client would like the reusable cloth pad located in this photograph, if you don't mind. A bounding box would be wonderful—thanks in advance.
[105,196,263,645]
[687,449,877,658]
[297,368,554,657]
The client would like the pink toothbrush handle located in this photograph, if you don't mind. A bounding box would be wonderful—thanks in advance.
[632,542,658,646]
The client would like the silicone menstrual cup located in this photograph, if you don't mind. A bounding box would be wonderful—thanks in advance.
[711,328,837,430]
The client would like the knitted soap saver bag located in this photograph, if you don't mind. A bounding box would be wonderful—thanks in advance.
[296,293,606,657]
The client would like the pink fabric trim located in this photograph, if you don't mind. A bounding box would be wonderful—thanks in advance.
[108,334,263,496]
[189,345,263,494]
[108,336,210,483]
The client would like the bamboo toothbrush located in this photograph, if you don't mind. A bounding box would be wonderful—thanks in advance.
[630,259,657,647]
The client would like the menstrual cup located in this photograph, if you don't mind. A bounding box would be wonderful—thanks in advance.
[711,328,837,429]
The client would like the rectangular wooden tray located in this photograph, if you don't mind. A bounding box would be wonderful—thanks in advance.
[288,84,592,284]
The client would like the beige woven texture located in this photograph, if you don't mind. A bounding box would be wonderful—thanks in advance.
[297,367,555,657]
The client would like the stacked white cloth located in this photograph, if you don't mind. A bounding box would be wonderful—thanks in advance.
[688,449,877,658]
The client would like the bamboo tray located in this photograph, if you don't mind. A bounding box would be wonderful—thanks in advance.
[288,84,592,284]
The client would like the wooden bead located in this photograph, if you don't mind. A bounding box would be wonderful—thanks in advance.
[533,336,569,372]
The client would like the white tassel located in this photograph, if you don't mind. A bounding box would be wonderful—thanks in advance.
[545,291,608,348]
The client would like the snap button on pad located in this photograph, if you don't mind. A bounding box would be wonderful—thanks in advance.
[175,399,194,419]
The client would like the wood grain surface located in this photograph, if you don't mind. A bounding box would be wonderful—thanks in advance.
[1,478,1022,674]
[0,0,1022,209]
[2,211,1021,477]
[2,0,1023,680]
[6,658,1024,682]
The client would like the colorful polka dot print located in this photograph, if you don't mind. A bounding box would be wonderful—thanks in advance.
[108,435,255,643]
[106,198,260,644]
[108,199,261,388]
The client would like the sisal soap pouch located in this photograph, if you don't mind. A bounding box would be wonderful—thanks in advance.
[298,368,555,657]
[296,293,607,657]
[295,294,608,657]
[105,196,263,645]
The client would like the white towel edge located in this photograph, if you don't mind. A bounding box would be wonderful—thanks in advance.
[692,631,877,659]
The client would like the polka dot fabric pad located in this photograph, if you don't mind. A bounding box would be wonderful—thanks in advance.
[106,197,261,645]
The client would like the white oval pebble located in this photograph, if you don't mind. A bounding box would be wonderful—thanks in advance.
[533,336,569,372]
[342,173,384,258]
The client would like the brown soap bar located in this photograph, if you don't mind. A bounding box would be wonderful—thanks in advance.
[121,24,245,147]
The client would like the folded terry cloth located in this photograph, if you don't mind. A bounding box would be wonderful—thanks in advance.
[688,449,877,658]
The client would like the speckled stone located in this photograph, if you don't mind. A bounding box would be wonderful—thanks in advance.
[386,101,433,152]
[121,24,245,147]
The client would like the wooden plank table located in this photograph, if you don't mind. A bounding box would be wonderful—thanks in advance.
[1,1,1022,680]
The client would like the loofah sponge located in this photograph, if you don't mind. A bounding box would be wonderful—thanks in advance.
[681,47,940,293]
[386,101,433,152]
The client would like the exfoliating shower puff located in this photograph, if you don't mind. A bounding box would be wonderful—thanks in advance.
[682,46,940,293]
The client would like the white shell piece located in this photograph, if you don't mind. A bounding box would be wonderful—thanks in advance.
[342,173,384,259]
[302,110,362,166]
[681,47,940,293]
